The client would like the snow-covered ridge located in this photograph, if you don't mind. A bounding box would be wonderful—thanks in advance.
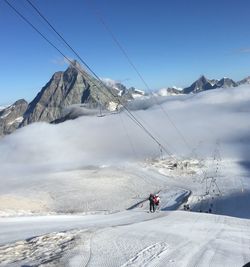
[0,106,7,112]
[0,104,15,119]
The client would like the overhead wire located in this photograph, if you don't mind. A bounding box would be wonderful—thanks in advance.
[5,0,231,221]
[4,0,173,158]
[23,0,173,157]
[87,0,193,153]
[24,0,174,158]
[18,0,69,52]
[119,113,139,160]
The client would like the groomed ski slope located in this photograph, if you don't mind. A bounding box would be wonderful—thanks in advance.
[0,160,250,267]
[1,195,250,266]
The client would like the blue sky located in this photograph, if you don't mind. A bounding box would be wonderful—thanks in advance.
[1,0,250,105]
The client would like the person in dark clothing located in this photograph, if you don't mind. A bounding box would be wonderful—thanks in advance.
[149,193,155,212]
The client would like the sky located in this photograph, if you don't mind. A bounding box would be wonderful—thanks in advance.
[1,0,250,105]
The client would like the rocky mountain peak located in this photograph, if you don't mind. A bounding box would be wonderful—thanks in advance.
[19,61,130,127]
[182,75,214,94]
[69,59,82,70]
[2,62,250,136]
[198,75,208,83]
[217,77,237,88]
[237,76,250,85]
[0,99,28,135]
[182,75,239,94]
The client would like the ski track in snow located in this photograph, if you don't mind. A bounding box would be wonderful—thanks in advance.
[121,242,169,267]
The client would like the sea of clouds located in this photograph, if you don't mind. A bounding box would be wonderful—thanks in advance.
[0,85,250,178]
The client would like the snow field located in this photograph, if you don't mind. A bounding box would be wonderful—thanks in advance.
[75,211,250,266]
[0,86,250,265]
[0,166,165,216]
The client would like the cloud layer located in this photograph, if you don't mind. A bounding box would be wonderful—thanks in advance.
[0,85,250,177]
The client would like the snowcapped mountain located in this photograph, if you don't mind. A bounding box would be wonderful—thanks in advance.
[0,99,28,135]
[157,75,249,96]
[157,87,183,96]
[0,61,138,135]
[182,75,239,94]
[182,75,218,94]
[125,87,145,98]
[216,77,237,88]
[21,60,127,127]
[237,76,250,85]
[1,64,250,136]
[102,78,145,98]
[102,78,127,96]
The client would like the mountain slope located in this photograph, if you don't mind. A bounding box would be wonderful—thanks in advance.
[182,75,217,94]
[0,99,28,135]
[1,66,250,136]
[237,76,250,85]
[216,77,237,88]
[182,75,238,94]
[21,61,122,126]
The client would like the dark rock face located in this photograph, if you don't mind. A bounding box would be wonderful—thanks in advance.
[1,59,250,136]
[21,61,122,127]
[216,78,237,88]
[237,76,250,85]
[182,75,217,94]
[166,87,182,95]
[0,99,28,135]
[182,75,238,94]
[0,61,128,135]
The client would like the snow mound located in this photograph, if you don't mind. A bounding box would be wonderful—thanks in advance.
[0,230,79,267]
[148,158,204,177]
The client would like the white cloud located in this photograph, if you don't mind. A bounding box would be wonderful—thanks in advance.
[239,48,250,53]
[101,78,118,87]
[51,56,75,66]
[0,85,250,178]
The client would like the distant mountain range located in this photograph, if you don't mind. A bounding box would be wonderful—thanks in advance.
[0,61,249,135]
[157,75,250,96]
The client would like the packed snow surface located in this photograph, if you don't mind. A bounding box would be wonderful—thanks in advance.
[1,86,250,266]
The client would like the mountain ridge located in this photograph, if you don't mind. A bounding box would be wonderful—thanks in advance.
[1,61,249,135]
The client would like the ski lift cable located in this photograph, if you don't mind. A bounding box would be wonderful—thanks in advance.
[0,2,130,125]
[18,0,71,53]
[87,0,193,153]
[118,113,139,160]
[0,1,132,135]
[126,110,178,155]
[23,0,174,158]
[23,0,173,157]
[25,0,99,79]
[4,0,173,158]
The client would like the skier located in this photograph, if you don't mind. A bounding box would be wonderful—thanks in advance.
[149,193,155,212]
[154,194,160,210]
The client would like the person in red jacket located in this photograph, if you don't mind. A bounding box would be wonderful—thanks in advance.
[154,194,160,210]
